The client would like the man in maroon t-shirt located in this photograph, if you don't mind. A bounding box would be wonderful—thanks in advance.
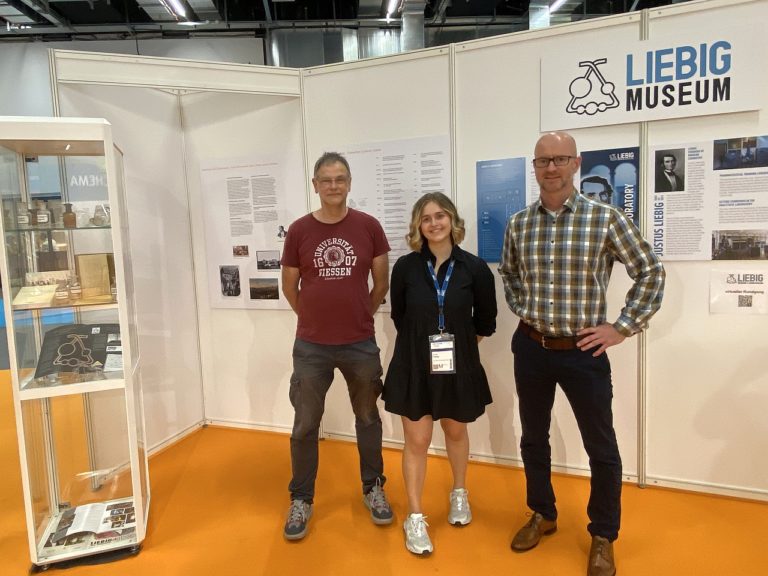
[280,152,392,541]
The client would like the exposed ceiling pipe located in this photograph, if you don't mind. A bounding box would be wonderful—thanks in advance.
[0,1,36,25]
[401,0,425,52]
[429,0,451,25]
[135,0,175,21]
[261,0,272,23]
[357,0,384,18]
[187,0,221,22]
[15,0,71,28]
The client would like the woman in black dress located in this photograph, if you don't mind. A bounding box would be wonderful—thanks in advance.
[384,192,496,555]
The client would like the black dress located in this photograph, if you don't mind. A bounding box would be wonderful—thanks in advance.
[383,244,497,422]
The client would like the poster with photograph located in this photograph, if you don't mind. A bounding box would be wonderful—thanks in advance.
[580,147,640,227]
[200,154,305,309]
[648,136,768,261]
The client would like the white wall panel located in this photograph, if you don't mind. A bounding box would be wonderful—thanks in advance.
[54,50,298,94]
[57,83,205,450]
[180,90,304,431]
[0,45,54,116]
[301,48,451,448]
[644,0,768,497]
[453,16,643,476]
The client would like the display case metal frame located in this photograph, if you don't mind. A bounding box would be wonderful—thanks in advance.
[0,116,149,567]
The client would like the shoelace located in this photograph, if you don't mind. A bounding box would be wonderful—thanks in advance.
[289,502,308,523]
[524,511,542,527]
[592,540,607,564]
[451,491,468,511]
[368,487,388,511]
[408,515,429,536]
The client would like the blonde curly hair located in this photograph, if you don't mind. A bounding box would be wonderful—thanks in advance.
[406,192,465,251]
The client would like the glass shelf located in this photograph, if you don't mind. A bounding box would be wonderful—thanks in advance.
[5,224,112,233]
[11,295,117,312]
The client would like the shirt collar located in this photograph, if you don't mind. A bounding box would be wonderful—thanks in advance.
[534,188,580,215]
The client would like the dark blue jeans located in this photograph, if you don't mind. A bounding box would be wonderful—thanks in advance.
[512,327,622,541]
[288,338,386,503]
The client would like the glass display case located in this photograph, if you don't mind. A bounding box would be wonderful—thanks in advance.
[0,117,148,567]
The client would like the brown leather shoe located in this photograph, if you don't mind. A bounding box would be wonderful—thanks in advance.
[510,512,557,551]
[587,536,616,576]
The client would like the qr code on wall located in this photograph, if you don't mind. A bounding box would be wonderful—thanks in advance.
[738,295,753,308]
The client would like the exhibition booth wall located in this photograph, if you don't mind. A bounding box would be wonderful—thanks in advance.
[36,0,767,501]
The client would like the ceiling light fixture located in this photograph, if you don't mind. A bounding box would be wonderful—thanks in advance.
[162,0,187,19]
[549,0,568,13]
[386,0,399,20]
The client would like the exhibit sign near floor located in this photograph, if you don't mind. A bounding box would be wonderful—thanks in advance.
[540,26,766,130]
[709,269,767,314]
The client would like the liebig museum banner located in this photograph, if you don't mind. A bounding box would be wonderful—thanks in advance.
[540,27,765,131]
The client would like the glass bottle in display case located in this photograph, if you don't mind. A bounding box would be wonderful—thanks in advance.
[0,117,149,568]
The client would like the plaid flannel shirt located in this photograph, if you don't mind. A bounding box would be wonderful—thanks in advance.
[498,189,665,337]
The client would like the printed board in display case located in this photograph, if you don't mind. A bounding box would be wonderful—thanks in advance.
[0,117,149,567]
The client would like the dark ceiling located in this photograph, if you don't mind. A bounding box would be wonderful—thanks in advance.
[0,1,687,41]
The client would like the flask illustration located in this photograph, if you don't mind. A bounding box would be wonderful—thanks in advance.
[566,59,619,116]
[53,334,95,368]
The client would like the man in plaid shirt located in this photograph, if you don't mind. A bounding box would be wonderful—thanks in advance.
[499,132,664,576]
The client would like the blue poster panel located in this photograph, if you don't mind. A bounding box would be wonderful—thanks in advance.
[580,147,640,227]
[476,158,527,263]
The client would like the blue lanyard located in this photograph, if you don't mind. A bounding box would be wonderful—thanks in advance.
[427,259,455,333]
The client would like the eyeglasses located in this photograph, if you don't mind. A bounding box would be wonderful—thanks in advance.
[316,176,350,187]
[532,156,575,168]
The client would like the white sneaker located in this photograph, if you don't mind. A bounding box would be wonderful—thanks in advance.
[448,488,472,526]
[403,513,433,555]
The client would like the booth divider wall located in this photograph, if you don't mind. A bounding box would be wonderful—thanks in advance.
[51,51,304,450]
[46,0,768,501]
[452,14,643,478]
[181,90,305,431]
[301,48,452,448]
[54,81,206,451]
[643,0,768,498]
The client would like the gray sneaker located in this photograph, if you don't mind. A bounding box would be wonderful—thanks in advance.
[363,479,393,525]
[283,499,312,540]
[404,513,433,555]
[447,488,472,526]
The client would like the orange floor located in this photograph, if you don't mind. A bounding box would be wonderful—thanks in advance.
[1,372,767,576]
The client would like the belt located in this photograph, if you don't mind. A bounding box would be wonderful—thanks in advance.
[518,322,580,351]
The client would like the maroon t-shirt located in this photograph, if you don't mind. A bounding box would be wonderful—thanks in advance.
[281,208,390,345]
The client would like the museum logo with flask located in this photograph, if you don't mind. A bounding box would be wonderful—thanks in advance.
[540,28,763,130]
[565,42,732,117]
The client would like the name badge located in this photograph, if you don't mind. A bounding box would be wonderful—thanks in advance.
[429,333,456,374]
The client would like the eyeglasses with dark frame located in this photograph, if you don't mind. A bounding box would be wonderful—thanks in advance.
[532,155,575,168]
